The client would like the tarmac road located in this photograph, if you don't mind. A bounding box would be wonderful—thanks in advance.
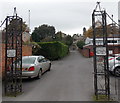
[2,50,96,101]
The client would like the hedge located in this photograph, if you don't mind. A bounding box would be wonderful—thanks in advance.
[32,41,69,60]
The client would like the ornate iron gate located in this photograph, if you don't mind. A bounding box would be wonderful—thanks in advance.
[4,13,22,96]
[92,2,110,100]
[92,2,120,101]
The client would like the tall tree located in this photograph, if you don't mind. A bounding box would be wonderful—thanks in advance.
[6,19,27,33]
[84,20,119,38]
[64,35,73,46]
[31,24,55,42]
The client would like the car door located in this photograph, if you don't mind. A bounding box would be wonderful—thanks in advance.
[37,57,47,73]
[44,58,50,70]
[41,58,48,72]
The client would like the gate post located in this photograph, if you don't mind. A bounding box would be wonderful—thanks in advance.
[4,13,23,96]
[92,2,110,100]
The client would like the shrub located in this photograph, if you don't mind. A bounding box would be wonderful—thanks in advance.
[77,40,85,49]
[32,41,69,60]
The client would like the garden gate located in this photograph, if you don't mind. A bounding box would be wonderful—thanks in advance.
[4,8,23,96]
[92,2,119,101]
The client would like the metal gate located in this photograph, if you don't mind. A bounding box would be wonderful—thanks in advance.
[4,11,23,96]
[92,2,110,100]
[92,2,120,101]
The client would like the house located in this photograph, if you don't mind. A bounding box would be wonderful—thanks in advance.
[73,34,84,44]
[84,36,120,56]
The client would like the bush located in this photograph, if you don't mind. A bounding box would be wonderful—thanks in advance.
[77,40,85,49]
[32,41,69,60]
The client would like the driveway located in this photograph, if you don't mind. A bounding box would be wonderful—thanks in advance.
[2,50,96,101]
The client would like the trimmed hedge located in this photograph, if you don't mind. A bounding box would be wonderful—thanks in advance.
[32,41,69,60]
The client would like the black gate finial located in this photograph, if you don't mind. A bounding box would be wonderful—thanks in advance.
[94,1,101,11]
[13,7,17,16]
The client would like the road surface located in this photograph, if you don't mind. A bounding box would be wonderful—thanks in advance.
[3,50,118,101]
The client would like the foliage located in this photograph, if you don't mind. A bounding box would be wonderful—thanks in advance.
[33,41,69,60]
[54,31,73,46]
[63,35,73,46]
[54,31,63,41]
[84,27,93,38]
[93,95,113,101]
[6,19,27,33]
[77,40,85,49]
[31,24,55,42]
[84,20,119,38]
[41,36,53,42]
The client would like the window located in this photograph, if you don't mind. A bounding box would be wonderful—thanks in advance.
[38,58,46,63]
[116,57,120,61]
[118,40,120,43]
[22,57,36,64]
[108,40,117,43]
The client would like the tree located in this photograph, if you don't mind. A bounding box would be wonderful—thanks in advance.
[31,24,55,42]
[77,40,85,49]
[2,19,28,43]
[64,35,73,46]
[55,31,63,41]
[84,20,119,38]
[6,19,27,33]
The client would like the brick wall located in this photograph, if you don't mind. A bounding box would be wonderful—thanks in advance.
[22,44,32,56]
[108,45,120,54]
[78,45,120,58]
[0,43,32,77]
[78,48,90,58]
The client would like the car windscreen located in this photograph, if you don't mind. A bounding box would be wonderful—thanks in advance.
[22,57,36,64]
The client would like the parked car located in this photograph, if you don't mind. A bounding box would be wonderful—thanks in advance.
[22,56,51,79]
[8,56,51,79]
[108,56,120,76]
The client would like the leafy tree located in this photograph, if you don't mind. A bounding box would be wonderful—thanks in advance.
[54,31,64,41]
[84,20,119,38]
[31,24,55,42]
[77,40,85,49]
[54,31,73,46]
[64,35,73,46]
[2,19,28,43]
[6,19,27,33]
[41,36,53,42]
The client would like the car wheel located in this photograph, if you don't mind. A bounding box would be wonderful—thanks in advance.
[48,64,51,71]
[28,77,31,79]
[36,69,42,79]
[114,67,120,77]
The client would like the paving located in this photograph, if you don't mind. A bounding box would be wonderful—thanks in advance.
[2,50,119,101]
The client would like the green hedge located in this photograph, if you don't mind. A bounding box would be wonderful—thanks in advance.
[32,41,69,60]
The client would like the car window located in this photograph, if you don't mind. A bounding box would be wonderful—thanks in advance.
[42,58,47,62]
[38,58,46,63]
[22,57,36,64]
[116,57,120,61]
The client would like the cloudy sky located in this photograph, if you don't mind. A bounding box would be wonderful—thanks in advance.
[0,0,119,35]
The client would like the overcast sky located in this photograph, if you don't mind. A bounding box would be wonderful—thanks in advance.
[0,0,119,35]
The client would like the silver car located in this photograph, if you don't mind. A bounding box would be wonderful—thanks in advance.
[21,56,51,79]
[109,56,120,76]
